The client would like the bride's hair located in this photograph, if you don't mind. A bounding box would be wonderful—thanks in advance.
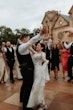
[40,43,45,52]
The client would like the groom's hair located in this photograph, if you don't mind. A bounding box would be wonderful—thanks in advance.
[20,34,29,40]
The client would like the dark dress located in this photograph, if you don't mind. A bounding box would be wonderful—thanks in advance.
[51,47,60,70]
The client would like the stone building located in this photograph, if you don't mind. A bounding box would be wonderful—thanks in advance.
[42,6,73,44]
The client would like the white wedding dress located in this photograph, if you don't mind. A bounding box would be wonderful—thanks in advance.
[27,52,50,108]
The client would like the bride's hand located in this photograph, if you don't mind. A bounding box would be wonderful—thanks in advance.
[46,60,49,64]
[39,27,46,36]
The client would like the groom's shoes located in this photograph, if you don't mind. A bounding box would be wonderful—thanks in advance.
[10,79,15,84]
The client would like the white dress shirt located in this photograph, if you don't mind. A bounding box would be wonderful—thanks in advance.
[3,46,16,53]
[47,38,52,50]
[18,34,42,55]
[64,42,73,49]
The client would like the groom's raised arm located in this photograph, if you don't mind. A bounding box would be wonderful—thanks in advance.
[18,34,41,53]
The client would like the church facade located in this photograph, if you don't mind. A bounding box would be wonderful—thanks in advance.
[42,6,73,44]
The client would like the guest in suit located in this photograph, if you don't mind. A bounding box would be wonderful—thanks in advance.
[3,41,15,83]
[44,38,52,73]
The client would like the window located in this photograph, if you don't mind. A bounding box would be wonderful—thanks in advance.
[59,21,63,25]
[46,20,48,24]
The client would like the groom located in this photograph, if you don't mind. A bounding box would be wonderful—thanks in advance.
[16,28,46,110]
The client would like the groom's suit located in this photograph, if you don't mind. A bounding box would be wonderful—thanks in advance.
[16,34,41,110]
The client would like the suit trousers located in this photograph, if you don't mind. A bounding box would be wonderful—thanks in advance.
[20,67,34,109]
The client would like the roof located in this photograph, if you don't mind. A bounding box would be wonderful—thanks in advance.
[68,5,73,14]
[61,14,69,22]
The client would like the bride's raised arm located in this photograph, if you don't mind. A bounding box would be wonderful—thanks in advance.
[29,46,36,55]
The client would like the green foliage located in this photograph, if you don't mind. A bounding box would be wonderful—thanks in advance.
[33,28,40,35]
[0,26,40,45]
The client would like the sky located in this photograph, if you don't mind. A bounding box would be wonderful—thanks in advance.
[0,0,73,32]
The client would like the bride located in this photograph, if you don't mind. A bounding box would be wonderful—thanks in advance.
[27,42,50,109]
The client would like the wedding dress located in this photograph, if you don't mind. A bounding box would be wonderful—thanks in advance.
[27,52,50,108]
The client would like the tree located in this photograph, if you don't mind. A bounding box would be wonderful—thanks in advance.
[20,28,30,34]
[0,25,37,45]
[0,26,16,44]
[15,29,21,35]
[33,28,40,35]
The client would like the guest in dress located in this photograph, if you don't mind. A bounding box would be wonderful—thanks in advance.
[60,42,70,79]
[51,44,60,79]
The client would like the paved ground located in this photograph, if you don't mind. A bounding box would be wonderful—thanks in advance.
[0,70,73,110]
